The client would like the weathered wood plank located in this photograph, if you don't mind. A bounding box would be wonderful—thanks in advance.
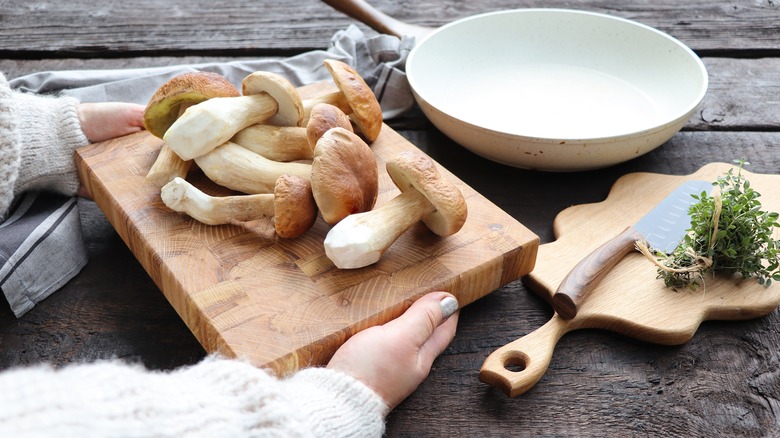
[406,130,780,244]
[1,1,778,433]
[1,57,779,132]
[0,1,778,55]
[2,130,778,436]
[385,130,780,437]
[390,280,780,436]
[0,199,206,371]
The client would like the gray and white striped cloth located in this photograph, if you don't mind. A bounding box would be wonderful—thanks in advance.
[2,26,416,317]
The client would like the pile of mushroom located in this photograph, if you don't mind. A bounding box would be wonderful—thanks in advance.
[142,59,383,239]
[143,59,467,267]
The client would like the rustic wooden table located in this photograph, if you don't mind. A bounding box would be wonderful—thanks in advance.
[1,1,779,436]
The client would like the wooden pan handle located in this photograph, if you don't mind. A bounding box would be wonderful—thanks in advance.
[321,0,432,39]
[479,317,570,397]
[551,226,643,319]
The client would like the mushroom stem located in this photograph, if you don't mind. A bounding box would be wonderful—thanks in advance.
[164,94,278,160]
[161,177,274,225]
[231,124,313,161]
[194,141,312,194]
[147,145,193,188]
[146,103,195,188]
[324,189,433,269]
[303,92,352,123]
[232,103,353,162]
[323,149,467,269]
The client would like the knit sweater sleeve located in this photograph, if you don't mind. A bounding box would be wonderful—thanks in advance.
[0,356,387,437]
[0,72,88,218]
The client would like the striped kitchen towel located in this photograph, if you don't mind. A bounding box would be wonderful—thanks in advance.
[0,192,87,317]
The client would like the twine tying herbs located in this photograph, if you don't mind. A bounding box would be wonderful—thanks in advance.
[637,160,780,290]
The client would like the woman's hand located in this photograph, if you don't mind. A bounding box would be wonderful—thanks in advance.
[77,102,145,143]
[327,291,459,409]
[76,102,146,198]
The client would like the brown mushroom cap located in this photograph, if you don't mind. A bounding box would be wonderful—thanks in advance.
[242,71,304,127]
[306,103,354,148]
[323,59,383,143]
[273,174,318,238]
[385,150,467,237]
[311,127,379,225]
[143,72,240,139]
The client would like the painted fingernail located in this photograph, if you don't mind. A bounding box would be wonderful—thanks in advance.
[440,296,459,320]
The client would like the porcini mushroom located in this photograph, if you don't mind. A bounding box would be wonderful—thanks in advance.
[303,59,383,143]
[143,72,240,187]
[163,71,304,160]
[231,103,353,162]
[310,127,379,225]
[323,150,467,269]
[194,142,312,194]
[160,174,317,238]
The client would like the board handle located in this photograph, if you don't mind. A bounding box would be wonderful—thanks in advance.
[321,0,433,39]
[479,316,569,397]
[551,226,643,319]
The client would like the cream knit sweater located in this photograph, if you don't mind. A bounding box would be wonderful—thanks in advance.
[0,356,386,437]
[0,72,87,219]
[0,74,387,436]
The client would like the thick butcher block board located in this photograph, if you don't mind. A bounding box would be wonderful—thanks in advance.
[74,81,539,376]
[480,162,780,397]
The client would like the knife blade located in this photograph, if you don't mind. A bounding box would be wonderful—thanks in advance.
[551,179,712,319]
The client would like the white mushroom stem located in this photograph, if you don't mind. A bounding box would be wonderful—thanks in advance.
[324,189,433,269]
[161,177,273,225]
[303,92,352,123]
[233,103,354,162]
[146,144,193,188]
[164,93,278,160]
[146,103,194,188]
[194,141,311,194]
[231,124,313,161]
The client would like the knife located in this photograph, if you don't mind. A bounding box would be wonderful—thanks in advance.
[551,179,712,319]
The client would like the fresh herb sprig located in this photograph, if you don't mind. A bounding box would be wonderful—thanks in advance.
[646,161,780,290]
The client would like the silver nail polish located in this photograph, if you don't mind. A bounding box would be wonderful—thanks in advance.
[440,296,459,320]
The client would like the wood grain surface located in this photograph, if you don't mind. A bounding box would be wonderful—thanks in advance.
[1,1,778,54]
[2,1,780,436]
[74,81,538,375]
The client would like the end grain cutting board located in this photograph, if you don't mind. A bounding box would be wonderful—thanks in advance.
[480,162,780,397]
[74,81,539,376]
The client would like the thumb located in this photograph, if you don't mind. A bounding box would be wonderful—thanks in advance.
[384,292,459,360]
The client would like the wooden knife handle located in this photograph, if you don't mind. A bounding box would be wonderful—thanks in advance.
[551,226,643,319]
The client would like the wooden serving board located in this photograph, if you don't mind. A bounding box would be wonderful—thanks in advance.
[74,81,539,376]
[480,162,780,397]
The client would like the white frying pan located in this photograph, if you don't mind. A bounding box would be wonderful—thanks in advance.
[323,1,708,172]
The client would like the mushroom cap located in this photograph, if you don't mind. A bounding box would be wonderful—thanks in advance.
[385,150,467,237]
[242,71,304,127]
[323,59,383,143]
[272,174,318,238]
[311,127,378,225]
[306,103,354,148]
[143,72,240,139]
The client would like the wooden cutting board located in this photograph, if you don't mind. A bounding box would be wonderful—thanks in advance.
[480,162,780,397]
[74,81,539,376]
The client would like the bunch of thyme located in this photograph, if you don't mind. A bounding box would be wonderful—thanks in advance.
[644,161,780,290]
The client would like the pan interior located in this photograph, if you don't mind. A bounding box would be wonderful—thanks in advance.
[407,9,708,140]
